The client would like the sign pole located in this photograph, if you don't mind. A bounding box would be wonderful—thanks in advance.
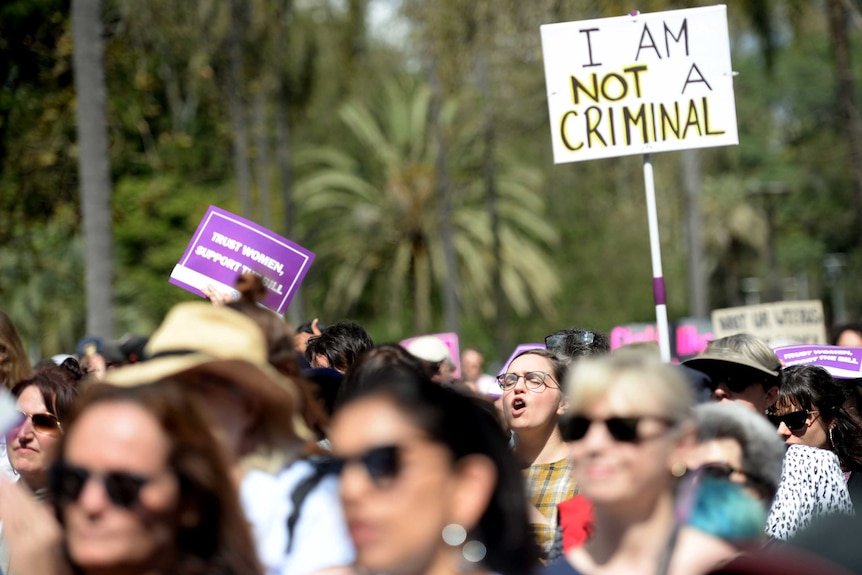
[643,154,671,361]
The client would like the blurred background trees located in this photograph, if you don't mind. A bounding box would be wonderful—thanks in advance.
[1,0,861,362]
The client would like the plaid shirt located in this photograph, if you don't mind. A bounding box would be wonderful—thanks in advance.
[523,459,577,558]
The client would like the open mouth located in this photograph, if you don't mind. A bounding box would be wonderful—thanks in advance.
[512,397,526,415]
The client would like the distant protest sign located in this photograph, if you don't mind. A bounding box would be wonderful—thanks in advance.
[400,332,462,380]
[498,343,545,375]
[170,206,314,315]
[774,345,862,379]
[711,301,827,346]
[541,5,738,163]
[611,318,714,361]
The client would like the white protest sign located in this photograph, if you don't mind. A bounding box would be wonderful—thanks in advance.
[711,300,827,346]
[541,5,738,163]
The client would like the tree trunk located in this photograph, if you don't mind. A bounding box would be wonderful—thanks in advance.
[827,0,862,246]
[253,87,272,228]
[228,0,252,218]
[681,149,708,317]
[275,92,303,325]
[428,59,459,334]
[72,0,114,339]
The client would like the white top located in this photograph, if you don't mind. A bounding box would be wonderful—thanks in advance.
[241,460,355,575]
[766,444,854,540]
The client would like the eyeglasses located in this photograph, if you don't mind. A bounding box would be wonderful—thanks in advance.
[51,461,159,508]
[560,415,674,443]
[321,445,400,488]
[545,331,595,352]
[12,411,63,437]
[698,462,774,500]
[496,371,557,391]
[767,410,815,433]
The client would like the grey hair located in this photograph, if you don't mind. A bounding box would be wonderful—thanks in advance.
[693,402,785,498]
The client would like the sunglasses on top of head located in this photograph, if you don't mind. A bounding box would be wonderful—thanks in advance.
[767,410,813,433]
[51,461,160,509]
[545,331,595,353]
[559,415,675,443]
[12,411,63,437]
[320,445,401,488]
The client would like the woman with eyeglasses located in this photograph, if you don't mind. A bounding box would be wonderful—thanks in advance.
[544,353,737,575]
[1,382,264,575]
[769,365,862,505]
[498,348,574,560]
[328,371,540,575]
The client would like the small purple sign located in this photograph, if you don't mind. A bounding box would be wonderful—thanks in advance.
[498,343,545,376]
[169,206,314,315]
[774,345,862,379]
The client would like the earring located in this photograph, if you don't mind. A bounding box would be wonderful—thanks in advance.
[671,462,687,478]
[829,428,835,449]
[442,524,487,567]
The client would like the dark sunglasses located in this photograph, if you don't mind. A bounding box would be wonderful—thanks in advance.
[321,445,400,487]
[767,410,811,432]
[545,331,595,352]
[13,411,62,437]
[699,462,774,500]
[707,372,761,394]
[560,415,673,443]
[51,461,156,508]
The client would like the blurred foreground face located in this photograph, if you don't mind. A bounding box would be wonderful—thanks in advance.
[7,385,62,489]
[566,387,678,508]
[61,402,180,572]
[329,396,457,575]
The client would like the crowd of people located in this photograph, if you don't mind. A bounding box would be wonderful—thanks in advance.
[1,290,862,575]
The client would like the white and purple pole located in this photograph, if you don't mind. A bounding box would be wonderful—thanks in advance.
[643,154,671,361]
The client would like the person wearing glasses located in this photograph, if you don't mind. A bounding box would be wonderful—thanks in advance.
[684,334,854,540]
[498,348,574,560]
[770,365,862,505]
[545,352,741,575]
[0,365,80,574]
[0,382,264,575]
[328,370,540,575]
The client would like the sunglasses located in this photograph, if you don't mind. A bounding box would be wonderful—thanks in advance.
[545,331,595,352]
[496,371,556,391]
[699,462,774,500]
[12,410,63,437]
[767,410,812,433]
[560,415,674,443]
[321,445,400,488]
[51,461,157,509]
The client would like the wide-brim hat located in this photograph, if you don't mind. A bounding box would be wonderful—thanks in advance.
[682,349,780,382]
[103,302,313,444]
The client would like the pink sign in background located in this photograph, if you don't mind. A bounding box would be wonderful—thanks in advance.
[400,332,462,380]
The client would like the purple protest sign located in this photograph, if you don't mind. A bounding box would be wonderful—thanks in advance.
[774,345,862,379]
[169,206,314,315]
[498,343,545,376]
[400,332,462,380]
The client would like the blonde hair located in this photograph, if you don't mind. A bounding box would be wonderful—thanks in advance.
[566,352,694,423]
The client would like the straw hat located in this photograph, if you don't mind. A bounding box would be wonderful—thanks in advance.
[683,348,780,382]
[103,302,313,444]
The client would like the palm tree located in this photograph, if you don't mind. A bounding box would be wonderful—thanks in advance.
[294,79,559,335]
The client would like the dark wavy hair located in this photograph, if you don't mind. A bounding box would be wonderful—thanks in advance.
[339,373,540,575]
[779,364,862,472]
[55,382,263,575]
[304,321,373,373]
